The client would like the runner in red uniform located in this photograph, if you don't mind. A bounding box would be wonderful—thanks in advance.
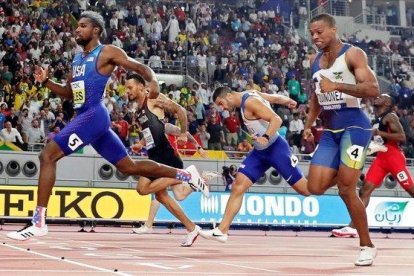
[332,94,414,237]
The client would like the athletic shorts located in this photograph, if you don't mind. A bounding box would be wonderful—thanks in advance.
[238,136,303,186]
[54,103,128,165]
[365,146,414,191]
[147,147,183,181]
[311,127,372,170]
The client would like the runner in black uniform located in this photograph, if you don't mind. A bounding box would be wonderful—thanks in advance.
[126,73,206,246]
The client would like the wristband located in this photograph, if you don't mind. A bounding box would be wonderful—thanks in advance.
[262,134,270,141]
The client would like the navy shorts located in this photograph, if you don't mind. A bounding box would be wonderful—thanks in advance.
[53,103,128,165]
[238,136,303,186]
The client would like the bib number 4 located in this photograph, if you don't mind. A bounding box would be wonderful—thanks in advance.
[346,145,364,162]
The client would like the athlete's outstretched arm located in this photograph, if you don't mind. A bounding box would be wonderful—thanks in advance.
[319,47,379,98]
[255,90,297,109]
[165,123,199,145]
[375,113,406,143]
[34,66,74,100]
[104,45,160,99]
[165,123,207,157]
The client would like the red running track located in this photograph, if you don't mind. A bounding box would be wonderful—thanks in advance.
[1,224,414,275]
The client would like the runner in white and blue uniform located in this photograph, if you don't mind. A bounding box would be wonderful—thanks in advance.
[7,11,205,242]
[198,86,310,243]
[305,14,380,266]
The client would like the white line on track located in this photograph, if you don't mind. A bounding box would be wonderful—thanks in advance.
[0,270,111,274]
[219,262,280,273]
[1,243,131,276]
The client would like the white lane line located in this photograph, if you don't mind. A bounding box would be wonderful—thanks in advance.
[219,262,280,273]
[1,243,131,276]
[0,270,109,273]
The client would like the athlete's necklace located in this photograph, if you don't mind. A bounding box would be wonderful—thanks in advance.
[82,44,101,57]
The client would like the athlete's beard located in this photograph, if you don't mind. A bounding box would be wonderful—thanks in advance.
[76,37,91,47]
[127,93,136,102]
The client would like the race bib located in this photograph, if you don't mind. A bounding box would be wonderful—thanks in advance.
[71,80,86,108]
[142,127,155,150]
[346,145,364,162]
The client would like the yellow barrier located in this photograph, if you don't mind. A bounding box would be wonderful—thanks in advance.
[0,186,151,220]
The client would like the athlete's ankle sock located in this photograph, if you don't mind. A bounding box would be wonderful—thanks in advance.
[176,170,191,182]
[32,206,47,228]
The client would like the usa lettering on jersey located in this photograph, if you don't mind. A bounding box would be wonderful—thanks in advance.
[73,65,86,78]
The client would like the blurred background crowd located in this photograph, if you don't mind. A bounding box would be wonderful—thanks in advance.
[0,0,413,159]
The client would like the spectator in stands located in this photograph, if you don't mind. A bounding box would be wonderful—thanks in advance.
[112,112,130,148]
[223,111,240,147]
[27,118,45,151]
[148,51,162,72]
[164,15,180,43]
[0,121,24,148]
[51,112,67,131]
[289,112,304,147]
[287,75,301,102]
[195,123,210,150]
[236,138,253,156]
[206,114,224,150]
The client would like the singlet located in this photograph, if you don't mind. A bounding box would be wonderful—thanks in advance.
[374,110,399,148]
[240,92,279,148]
[136,97,173,156]
[71,44,109,112]
[240,92,271,137]
[311,43,370,130]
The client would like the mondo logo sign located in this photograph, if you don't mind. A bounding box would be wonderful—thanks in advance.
[200,194,319,217]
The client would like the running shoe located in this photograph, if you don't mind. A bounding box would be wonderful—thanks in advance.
[202,171,221,181]
[186,165,209,198]
[132,224,153,234]
[198,227,228,243]
[7,223,48,241]
[367,141,388,155]
[331,226,358,238]
[355,246,377,266]
[181,225,201,247]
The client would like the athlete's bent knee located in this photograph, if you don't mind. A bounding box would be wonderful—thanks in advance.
[174,193,186,201]
[38,150,54,164]
[155,192,168,203]
[137,185,150,196]
[338,185,355,200]
[231,182,248,196]
[308,185,325,195]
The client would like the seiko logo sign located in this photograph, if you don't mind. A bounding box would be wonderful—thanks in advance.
[201,194,319,217]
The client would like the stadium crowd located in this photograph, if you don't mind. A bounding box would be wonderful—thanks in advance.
[0,0,413,158]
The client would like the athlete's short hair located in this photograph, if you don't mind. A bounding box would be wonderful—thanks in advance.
[126,73,146,85]
[310,13,336,27]
[382,93,396,106]
[80,11,105,36]
[212,86,232,102]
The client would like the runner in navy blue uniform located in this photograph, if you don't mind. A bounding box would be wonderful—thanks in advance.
[304,14,380,265]
[7,11,205,241]
[199,87,310,242]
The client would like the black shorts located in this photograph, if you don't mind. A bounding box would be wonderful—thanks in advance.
[147,148,183,181]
